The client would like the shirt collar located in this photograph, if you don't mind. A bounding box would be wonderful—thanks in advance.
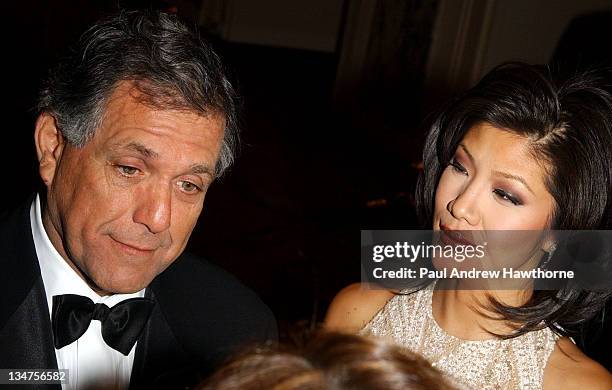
[30,193,145,318]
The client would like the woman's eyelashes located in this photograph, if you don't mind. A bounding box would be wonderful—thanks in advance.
[449,158,468,175]
[448,157,523,206]
[493,188,522,206]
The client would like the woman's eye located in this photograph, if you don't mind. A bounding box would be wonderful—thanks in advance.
[449,159,468,175]
[117,165,140,176]
[493,189,521,205]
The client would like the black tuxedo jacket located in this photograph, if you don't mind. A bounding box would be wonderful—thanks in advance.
[0,197,277,389]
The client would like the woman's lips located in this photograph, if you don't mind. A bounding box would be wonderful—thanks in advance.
[439,225,475,246]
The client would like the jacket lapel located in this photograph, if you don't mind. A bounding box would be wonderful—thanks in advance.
[0,196,59,389]
[129,286,201,390]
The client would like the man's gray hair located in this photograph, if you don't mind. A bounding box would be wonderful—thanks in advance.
[38,10,238,177]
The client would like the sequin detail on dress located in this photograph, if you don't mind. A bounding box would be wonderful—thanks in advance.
[361,283,559,390]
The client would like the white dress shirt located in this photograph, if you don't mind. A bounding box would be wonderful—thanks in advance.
[30,194,145,390]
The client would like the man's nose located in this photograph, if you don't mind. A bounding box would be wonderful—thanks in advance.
[133,185,172,234]
[447,183,481,227]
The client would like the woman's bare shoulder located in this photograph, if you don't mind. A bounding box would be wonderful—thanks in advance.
[324,283,395,333]
[544,337,612,390]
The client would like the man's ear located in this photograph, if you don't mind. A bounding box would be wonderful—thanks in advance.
[34,113,65,187]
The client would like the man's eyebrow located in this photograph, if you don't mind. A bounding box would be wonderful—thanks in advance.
[493,170,535,195]
[111,142,214,177]
[189,164,214,177]
[112,142,159,159]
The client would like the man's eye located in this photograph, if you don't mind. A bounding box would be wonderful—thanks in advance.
[493,189,521,206]
[449,159,468,175]
[117,165,140,176]
[179,181,201,193]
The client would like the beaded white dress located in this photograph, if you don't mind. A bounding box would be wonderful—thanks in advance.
[360,282,559,390]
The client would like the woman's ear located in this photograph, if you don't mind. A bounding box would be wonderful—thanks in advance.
[34,113,65,188]
[541,231,557,254]
[540,232,557,269]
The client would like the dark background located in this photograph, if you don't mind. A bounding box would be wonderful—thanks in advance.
[6,0,612,367]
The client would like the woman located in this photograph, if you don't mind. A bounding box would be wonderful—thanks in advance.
[325,63,612,389]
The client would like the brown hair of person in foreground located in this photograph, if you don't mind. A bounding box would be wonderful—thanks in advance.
[199,331,456,390]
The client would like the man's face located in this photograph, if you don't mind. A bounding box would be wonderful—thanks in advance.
[38,83,225,294]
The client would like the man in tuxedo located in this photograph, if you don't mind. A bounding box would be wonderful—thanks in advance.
[0,10,277,390]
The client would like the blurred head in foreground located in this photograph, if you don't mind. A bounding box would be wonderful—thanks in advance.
[199,331,455,390]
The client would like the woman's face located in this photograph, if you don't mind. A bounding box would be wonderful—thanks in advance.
[432,122,556,277]
[434,122,555,231]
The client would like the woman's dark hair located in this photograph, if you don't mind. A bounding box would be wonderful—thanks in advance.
[415,62,612,337]
[199,331,455,390]
[38,10,238,177]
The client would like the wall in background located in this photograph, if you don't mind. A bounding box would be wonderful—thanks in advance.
[426,0,612,100]
[481,0,612,77]
[200,0,345,52]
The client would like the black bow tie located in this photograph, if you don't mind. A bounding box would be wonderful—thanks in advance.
[52,294,155,355]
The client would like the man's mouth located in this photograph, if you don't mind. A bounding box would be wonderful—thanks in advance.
[109,235,157,254]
